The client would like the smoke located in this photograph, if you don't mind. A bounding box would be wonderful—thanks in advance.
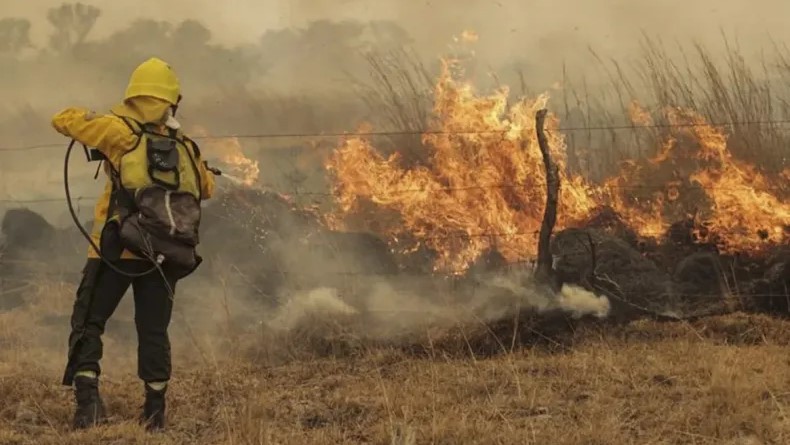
[5,0,789,64]
[558,285,611,319]
[0,0,782,374]
[3,0,790,101]
[478,272,611,320]
[267,287,359,332]
[3,0,789,201]
[263,269,610,343]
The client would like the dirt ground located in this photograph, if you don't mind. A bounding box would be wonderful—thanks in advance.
[1,300,789,445]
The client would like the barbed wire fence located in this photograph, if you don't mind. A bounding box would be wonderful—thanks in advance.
[1,119,786,203]
[4,117,790,153]
[0,120,787,309]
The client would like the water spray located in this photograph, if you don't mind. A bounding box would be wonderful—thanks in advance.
[204,164,248,185]
[204,162,275,194]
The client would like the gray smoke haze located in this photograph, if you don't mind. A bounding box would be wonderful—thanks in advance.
[3,0,787,61]
[1,0,786,117]
[2,0,786,239]
[0,0,787,371]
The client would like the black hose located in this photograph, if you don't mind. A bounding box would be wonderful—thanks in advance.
[64,139,157,278]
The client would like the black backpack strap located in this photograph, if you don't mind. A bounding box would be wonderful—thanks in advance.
[111,113,143,137]
[110,114,146,173]
[103,158,136,216]
[109,116,204,199]
[182,135,201,158]
[180,134,204,199]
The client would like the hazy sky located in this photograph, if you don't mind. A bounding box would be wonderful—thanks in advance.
[2,0,789,223]
[3,0,788,64]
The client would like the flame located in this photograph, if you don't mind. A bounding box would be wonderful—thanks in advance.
[324,55,789,273]
[190,126,260,187]
[326,59,597,272]
[628,100,653,126]
[668,109,788,250]
[460,30,479,43]
[602,107,789,250]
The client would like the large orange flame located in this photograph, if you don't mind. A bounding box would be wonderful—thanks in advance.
[601,105,789,251]
[326,59,597,271]
[324,58,788,273]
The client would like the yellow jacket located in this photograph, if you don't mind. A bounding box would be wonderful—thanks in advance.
[52,97,216,260]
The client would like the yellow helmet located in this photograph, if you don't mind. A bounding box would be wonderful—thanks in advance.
[124,57,181,105]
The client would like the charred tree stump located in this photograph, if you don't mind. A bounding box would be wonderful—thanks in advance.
[534,109,560,290]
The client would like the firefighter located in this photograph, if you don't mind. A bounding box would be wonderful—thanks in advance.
[51,57,216,431]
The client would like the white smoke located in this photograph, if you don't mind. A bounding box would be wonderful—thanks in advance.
[267,287,358,332]
[264,270,611,338]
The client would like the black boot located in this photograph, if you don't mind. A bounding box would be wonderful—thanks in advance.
[72,375,106,429]
[141,383,167,431]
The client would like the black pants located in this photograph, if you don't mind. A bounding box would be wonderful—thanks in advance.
[63,258,178,386]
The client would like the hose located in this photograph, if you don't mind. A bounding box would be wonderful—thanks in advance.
[64,139,158,278]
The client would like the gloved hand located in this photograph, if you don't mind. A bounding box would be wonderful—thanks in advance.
[51,107,95,138]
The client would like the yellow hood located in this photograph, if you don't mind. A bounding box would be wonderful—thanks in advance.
[110,96,172,125]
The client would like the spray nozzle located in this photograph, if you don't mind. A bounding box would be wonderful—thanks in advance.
[204,161,222,176]
[203,160,249,187]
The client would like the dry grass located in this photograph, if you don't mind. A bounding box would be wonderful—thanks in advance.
[356,36,789,186]
[554,35,790,181]
[1,33,789,445]
[1,276,790,445]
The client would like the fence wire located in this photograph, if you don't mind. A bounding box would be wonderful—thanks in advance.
[4,118,790,152]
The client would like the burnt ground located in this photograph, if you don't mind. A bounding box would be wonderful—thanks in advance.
[1,190,788,323]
